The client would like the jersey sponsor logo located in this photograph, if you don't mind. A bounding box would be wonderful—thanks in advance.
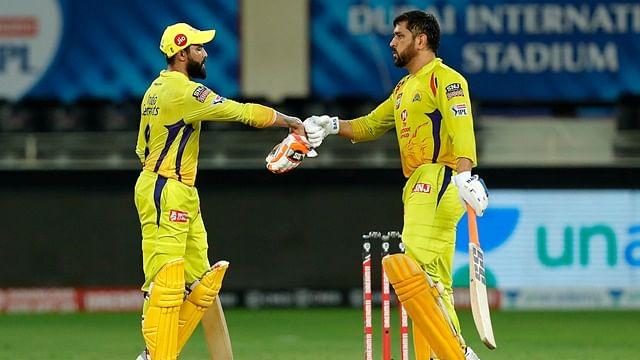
[174,34,187,46]
[212,94,226,105]
[169,210,188,223]
[412,92,421,102]
[451,103,468,117]
[144,94,159,114]
[400,109,411,138]
[142,106,159,116]
[412,183,432,193]
[445,83,464,100]
[394,78,406,94]
[192,85,211,103]
[395,92,403,109]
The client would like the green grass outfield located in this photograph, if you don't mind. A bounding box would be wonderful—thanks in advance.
[0,309,638,359]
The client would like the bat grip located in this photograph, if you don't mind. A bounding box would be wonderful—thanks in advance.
[466,204,481,247]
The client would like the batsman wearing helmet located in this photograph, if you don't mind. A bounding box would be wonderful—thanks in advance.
[299,11,489,360]
[133,23,312,360]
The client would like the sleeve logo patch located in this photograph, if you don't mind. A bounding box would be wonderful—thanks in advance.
[445,83,464,100]
[212,94,226,105]
[192,86,211,103]
[169,210,189,223]
[412,183,432,193]
[451,104,468,116]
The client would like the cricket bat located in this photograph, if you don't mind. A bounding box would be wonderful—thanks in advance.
[467,204,497,350]
[202,296,234,360]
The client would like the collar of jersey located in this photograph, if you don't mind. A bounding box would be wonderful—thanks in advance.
[160,70,190,81]
[415,57,442,77]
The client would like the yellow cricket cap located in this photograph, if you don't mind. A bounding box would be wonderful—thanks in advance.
[159,23,216,57]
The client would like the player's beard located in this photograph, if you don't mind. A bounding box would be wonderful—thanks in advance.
[392,44,417,68]
[187,57,207,79]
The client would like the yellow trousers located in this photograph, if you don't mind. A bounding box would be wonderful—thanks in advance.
[134,170,210,292]
[401,163,464,333]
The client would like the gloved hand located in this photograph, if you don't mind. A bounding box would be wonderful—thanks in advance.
[265,134,314,174]
[303,115,339,148]
[452,171,489,216]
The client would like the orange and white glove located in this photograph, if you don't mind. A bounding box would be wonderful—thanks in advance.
[265,134,315,174]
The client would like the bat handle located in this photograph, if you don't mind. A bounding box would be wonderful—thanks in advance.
[466,204,481,247]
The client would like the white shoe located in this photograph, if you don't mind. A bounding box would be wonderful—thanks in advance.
[135,349,150,360]
[465,346,480,360]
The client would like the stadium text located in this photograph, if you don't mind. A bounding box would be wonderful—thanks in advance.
[348,3,640,35]
[348,5,457,35]
[466,3,640,34]
[0,45,31,72]
[537,224,640,267]
[347,3,635,74]
[463,41,618,73]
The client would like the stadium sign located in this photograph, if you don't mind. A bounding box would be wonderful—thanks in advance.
[312,0,640,101]
[0,0,62,100]
[454,190,640,289]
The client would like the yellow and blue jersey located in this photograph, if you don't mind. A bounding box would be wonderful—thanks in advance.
[135,70,276,186]
[350,58,477,178]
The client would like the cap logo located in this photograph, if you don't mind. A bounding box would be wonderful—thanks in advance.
[174,34,187,46]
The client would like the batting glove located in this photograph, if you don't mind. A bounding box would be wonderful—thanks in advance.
[265,134,314,174]
[303,115,339,148]
[452,171,489,216]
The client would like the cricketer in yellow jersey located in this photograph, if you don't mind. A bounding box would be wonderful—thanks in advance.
[300,10,489,360]
[134,23,312,360]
